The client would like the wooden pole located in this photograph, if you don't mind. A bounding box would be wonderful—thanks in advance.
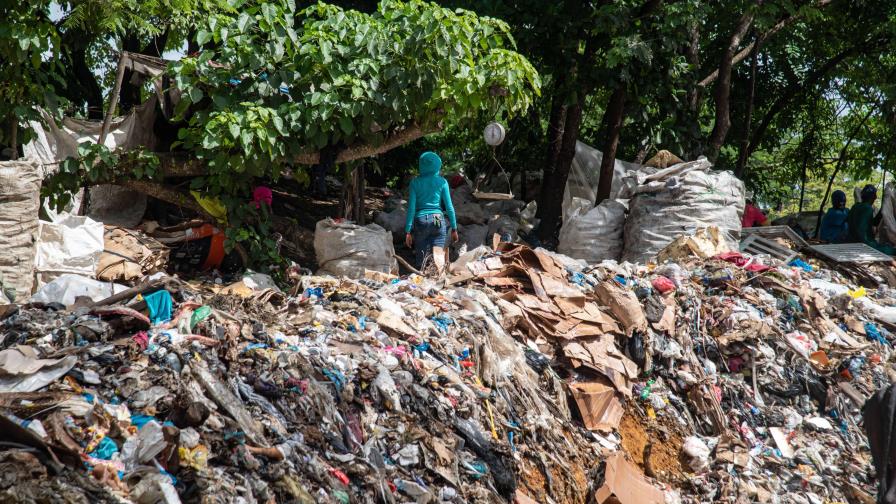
[99,52,128,146]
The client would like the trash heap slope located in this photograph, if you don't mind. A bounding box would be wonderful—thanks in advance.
[0,238,891,503]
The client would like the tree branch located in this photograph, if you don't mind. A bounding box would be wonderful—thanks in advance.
[294,123,438,164]
[117,179,219,223]
[744,37,880,163]
[159,123,439,178]
[698,0,834,88]
[706,9,756,161]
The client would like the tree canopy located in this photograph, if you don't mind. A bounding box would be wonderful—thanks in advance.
[4,0,896,256]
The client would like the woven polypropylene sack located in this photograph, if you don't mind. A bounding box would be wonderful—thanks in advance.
[314,219,397,278]
[558,198,626,263]
[878,182,896,246]
[0,161,41,300]
[621,159,744,264]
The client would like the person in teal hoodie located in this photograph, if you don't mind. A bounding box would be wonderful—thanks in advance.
[404,151,458,269]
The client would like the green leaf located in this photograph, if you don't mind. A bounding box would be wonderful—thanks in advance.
[238,12,252,32]
[188,87,204,103]
[197,30,212,45]
[338,116,353,135]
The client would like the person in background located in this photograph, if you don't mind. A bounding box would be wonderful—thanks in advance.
[819,190,849,243]
[847,184,894,254]
[742,191,769,228]
[404,151,458,269]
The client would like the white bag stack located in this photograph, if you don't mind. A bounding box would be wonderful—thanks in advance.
[314,219,397,278]
[619,158,744,264]
[558,197,626,263]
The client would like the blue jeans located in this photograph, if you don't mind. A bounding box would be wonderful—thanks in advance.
[412,214,447,269]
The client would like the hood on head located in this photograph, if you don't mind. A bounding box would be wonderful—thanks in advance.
[419,151,442,176]
[832,190,846,207]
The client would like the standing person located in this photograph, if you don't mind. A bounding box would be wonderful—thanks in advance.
[742,191,769,228]
[847,184,894,254]
[404,151,458,269]
[819,190,849,243]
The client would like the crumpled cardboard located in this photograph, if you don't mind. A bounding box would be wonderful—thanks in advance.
[656,226,730,263]
[594,452,664,504]
[97,226,169,282]
[595,280,647,335]
[569,379,624,431]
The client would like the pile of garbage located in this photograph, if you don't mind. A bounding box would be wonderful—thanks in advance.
[0,224,893,503]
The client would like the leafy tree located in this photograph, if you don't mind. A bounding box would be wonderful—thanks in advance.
[43,0,540,264]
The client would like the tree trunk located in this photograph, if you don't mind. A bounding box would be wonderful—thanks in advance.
[9,117,17,160]
[798,154,809,213]
[706,10,756,161]
[686,22,701,113]
[536,93,567,219]
[814,107,875,236]
[341,163,366,223]
[595,86,627,205]
[537,100,583,244]
[734,41,759,178]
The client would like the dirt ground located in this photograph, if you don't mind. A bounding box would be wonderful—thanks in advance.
[618,410,687,485]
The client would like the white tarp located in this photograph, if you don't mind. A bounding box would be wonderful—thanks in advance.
[0,160,42,301]
[30,274,128,306]
[564,141,642,220]
[314,219,397,278]
[34,213,105,288]
[24,95,160,173]
[619,158,744,264]
[558,198,627,263]
[24,97,158,223]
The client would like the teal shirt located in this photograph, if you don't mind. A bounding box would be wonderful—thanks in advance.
[404,166,457,233]
[847,201,894,254]
[847,202,876,245]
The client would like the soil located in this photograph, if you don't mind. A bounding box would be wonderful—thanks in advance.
[618,410,687,484]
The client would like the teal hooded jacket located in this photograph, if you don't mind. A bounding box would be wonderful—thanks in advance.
[405,152,458,232]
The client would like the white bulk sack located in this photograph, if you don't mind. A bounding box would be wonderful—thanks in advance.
[620,158,744,264]
[558,198,626,263]
[878,182,896,246]
[563,141,642,222]
[314,219,397,278]
[34,213,105,287]
[0,160,42,300]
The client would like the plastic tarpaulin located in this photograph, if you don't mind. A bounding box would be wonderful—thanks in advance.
[0,346,78,393]
[24,95,160,173]
[0,160,42,301]
[24,97,159,224]
[619,158,744,264]
[563,141,642,220]
[30,274,128,306]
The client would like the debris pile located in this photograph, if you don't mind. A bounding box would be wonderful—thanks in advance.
[0,229,892,503]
